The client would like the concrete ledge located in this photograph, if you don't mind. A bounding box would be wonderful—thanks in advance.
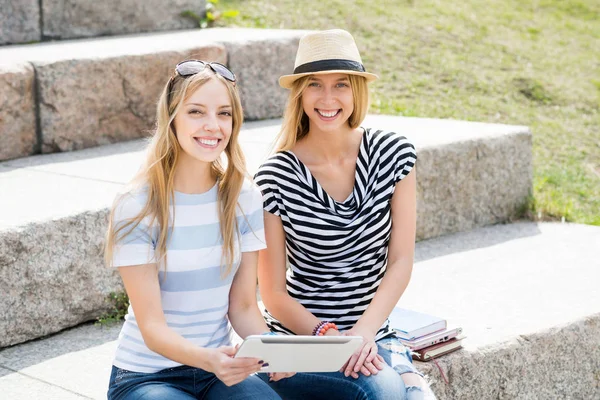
[0,115,531,347]
[41,0,203,41]
[368,115,533,239]
[0,28,303,158]
[1,222,598,399]
[0,0,203,45]
[418,315,599,399]
[0,0,40,45]
[0,62,36,161]
[225,38,298,120]
[404,222,600,399]
[0,211,123,347]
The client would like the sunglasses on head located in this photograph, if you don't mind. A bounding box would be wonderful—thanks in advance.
[167,60,236,103]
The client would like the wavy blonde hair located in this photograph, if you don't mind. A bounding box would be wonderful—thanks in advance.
[105,67,246,278]
[276,74,370,152]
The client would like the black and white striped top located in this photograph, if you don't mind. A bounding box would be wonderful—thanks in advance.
[254,128,417,341]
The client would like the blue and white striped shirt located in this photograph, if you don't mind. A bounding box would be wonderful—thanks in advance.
[110,180,265,373]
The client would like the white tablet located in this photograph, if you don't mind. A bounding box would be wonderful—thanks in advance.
[235,335,363,372]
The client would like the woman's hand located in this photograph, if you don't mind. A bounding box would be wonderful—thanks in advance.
[340,329,385,379]
[206,346,264,387]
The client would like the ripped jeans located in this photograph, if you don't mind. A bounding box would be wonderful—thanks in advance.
[378,336,436,400]
[260,335,436,400]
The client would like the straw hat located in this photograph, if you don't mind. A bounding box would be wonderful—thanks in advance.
[279,29,378,89]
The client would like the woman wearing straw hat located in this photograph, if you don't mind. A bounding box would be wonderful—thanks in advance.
[254,29,435,399]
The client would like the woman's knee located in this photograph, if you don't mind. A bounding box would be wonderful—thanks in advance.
[399,372,436,400]
[400,372,423,387]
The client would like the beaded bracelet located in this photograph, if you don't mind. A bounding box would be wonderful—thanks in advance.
[314,321,338,336]
[317,322,337,336]
[312,321,329,336]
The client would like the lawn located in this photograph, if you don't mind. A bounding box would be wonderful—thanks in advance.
[219,0,600,225]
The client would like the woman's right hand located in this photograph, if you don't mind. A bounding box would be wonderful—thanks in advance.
[207,346,264,386]
[340,329,385,379]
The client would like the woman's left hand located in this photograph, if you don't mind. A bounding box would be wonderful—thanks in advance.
[340,329,386,379]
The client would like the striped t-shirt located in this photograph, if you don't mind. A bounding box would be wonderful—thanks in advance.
[254,128,416,341]
[110,180,265,373]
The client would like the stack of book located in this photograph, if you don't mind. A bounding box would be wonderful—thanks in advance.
[388,307,464,362]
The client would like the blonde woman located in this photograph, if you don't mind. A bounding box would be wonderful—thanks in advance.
[105,60,291,400]
[255,30,436,399]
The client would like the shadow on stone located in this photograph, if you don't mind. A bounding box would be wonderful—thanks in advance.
[0,139,147,171]
[0,321,121,377]
[415,221,542,263]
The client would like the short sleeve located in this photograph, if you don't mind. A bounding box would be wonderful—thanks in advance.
[254,162,282,217]
[110,193,156,267]
[393,137,417,184]
[239,184,267,252]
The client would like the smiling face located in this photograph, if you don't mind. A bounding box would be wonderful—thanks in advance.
[301,73,354,133]
[173,77,233,165]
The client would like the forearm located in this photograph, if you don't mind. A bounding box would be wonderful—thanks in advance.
[353,258,413,338]
[141,322,215,371]
[264,291,322,335]
[228,303,270,338]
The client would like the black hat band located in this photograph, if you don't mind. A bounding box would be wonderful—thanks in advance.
[293,59,366,75]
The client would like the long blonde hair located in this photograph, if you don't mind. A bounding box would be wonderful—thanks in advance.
[276,74,370,152]
[105,68,246,278]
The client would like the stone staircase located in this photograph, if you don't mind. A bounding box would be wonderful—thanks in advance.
[0,27,304,161]
[1,5,599,398]
[0,115,533,349]
[1,219,598,399]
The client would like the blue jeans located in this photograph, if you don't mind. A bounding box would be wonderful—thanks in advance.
[260,336,432,400]
[107,364,281,400]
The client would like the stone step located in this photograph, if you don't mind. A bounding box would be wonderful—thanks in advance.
[0,27,304,161]
[0,115,532,347]
[0,222,597,399]
[1,0,206,45]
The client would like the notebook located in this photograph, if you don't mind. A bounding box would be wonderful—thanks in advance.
[388,307,446,340]
[411,336,465,361]
[399,327,463,351]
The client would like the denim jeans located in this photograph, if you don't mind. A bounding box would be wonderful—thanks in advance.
[260,336,434,400]
[107,364,281,400]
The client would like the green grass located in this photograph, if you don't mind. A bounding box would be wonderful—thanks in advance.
[221,0,600,225]
[96,292,129,325]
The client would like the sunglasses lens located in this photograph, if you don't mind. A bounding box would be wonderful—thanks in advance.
[209,63,236,82]
[176,60,206,77]
[174,60,236,83]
